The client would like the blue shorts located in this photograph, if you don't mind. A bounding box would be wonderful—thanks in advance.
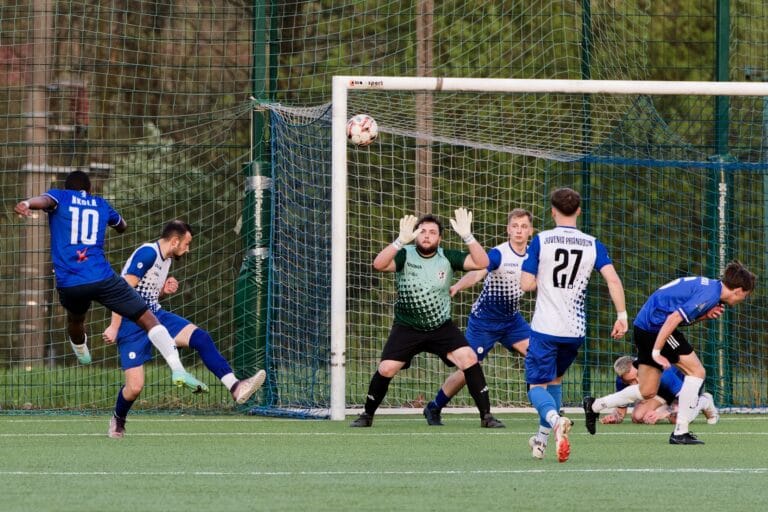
[465,312,530,361]
[116,309,191,370]
[524,331,584,385]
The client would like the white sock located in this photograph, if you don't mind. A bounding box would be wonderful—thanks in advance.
[674,375,704,435]
[545,410,560,429]
[691,394,709,422]
[536,426,550,443]
[594,384,643,411]
[221,372,237,390]
[147,325,184,373]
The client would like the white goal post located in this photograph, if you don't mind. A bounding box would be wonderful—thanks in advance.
[329,77,768,421]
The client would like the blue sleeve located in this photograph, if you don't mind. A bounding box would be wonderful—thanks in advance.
[677,284,721,324]
[124,246,157,280]
[615,376,627,392]
[594,239,613,270]
[486,248,502,272]
[521,235,540,275]
[43,189,64,211]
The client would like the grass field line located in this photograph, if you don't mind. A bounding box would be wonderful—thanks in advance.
[0,468,766,477]
[2,430,768,437]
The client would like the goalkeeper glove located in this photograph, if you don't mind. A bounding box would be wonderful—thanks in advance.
[450,207,476,244]
[392,214,419,249]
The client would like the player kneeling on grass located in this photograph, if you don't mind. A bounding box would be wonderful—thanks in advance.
[102,220,266,438]
[583,355,719,429]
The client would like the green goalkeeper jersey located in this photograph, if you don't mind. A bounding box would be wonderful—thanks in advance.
[393,245,468,330]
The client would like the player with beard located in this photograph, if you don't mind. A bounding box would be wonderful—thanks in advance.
[102,220,266,438]
[350,209,501,428]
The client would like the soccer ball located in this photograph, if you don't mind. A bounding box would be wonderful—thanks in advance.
[346,114,378,146]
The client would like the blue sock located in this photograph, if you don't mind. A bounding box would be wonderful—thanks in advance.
[431,388,450,410]
[528,386,556,428]
[189,328,232,379]
[548,383,563,413]
[114,386,134,419]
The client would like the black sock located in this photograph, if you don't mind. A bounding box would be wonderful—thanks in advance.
[463,363,490,417]
[364,371,392,416]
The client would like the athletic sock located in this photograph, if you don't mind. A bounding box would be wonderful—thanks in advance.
[189,328,233,380]
[364,371,392,416]
[594,384,643,411]
[674,375,704,435]
[221,373,238,391]
[463,363,491,417]
[548,383,563,413]
[114,386,135,419]
[431,388,450,410]
[528,386,558,428]
[147,325,184,373]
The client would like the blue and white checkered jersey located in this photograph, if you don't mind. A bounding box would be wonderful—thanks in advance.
[634,276,722,333]
[522,226,612,338]
[469,242,526,322]
[120,242,171,313]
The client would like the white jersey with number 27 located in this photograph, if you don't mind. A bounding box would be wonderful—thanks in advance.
[522,225,612,338]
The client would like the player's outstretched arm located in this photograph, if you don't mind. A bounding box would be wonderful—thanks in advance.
[600,264,628,339]
[451,208,489,270]
[450,269,488,297]
[14,195,55,216]
[373,214,418,272]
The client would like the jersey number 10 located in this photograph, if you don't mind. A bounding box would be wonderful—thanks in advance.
[69,207,99,245]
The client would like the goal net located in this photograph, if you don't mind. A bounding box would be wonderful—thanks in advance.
[264,78,768,419]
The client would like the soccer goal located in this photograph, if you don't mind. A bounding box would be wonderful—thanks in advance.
[264,78,768,420]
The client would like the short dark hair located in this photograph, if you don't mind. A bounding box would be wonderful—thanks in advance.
[721,259,756,292]
[161,220,193,240]
[550,187,581,216]
[416,214,443,235]
[64,170,91,193]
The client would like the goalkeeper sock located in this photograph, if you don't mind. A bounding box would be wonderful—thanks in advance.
[114,386,135,419]
[189,328,233,380]
[364,371,392,416]
[594,384,643,411]
[463,363,490,417]
[147,325,184,373]
[674,375,704,435]
[431,388,450,410]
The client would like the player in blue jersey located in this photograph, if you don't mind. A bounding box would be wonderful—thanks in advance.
[349,208,500,428]
[423,208,533,428]
[521,187,628,462]
[101,220,267,438]
[14,171,205,393]
[584,355,718,427]
[631,260,755,445]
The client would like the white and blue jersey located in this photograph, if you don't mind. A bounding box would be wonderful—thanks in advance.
[634,276,722,333]
[120,242,171,313]
[44,188,123,288]
[522,226,612,339]
[115,242,190,369]
[465,242,530,359]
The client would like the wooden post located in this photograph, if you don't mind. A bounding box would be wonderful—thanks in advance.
[415,0,434,216]
[20,0,53,367]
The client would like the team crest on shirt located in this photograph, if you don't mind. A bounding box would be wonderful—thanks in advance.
[437,270,446,281]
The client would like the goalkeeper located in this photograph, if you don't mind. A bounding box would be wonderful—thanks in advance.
[350,209,502,428]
